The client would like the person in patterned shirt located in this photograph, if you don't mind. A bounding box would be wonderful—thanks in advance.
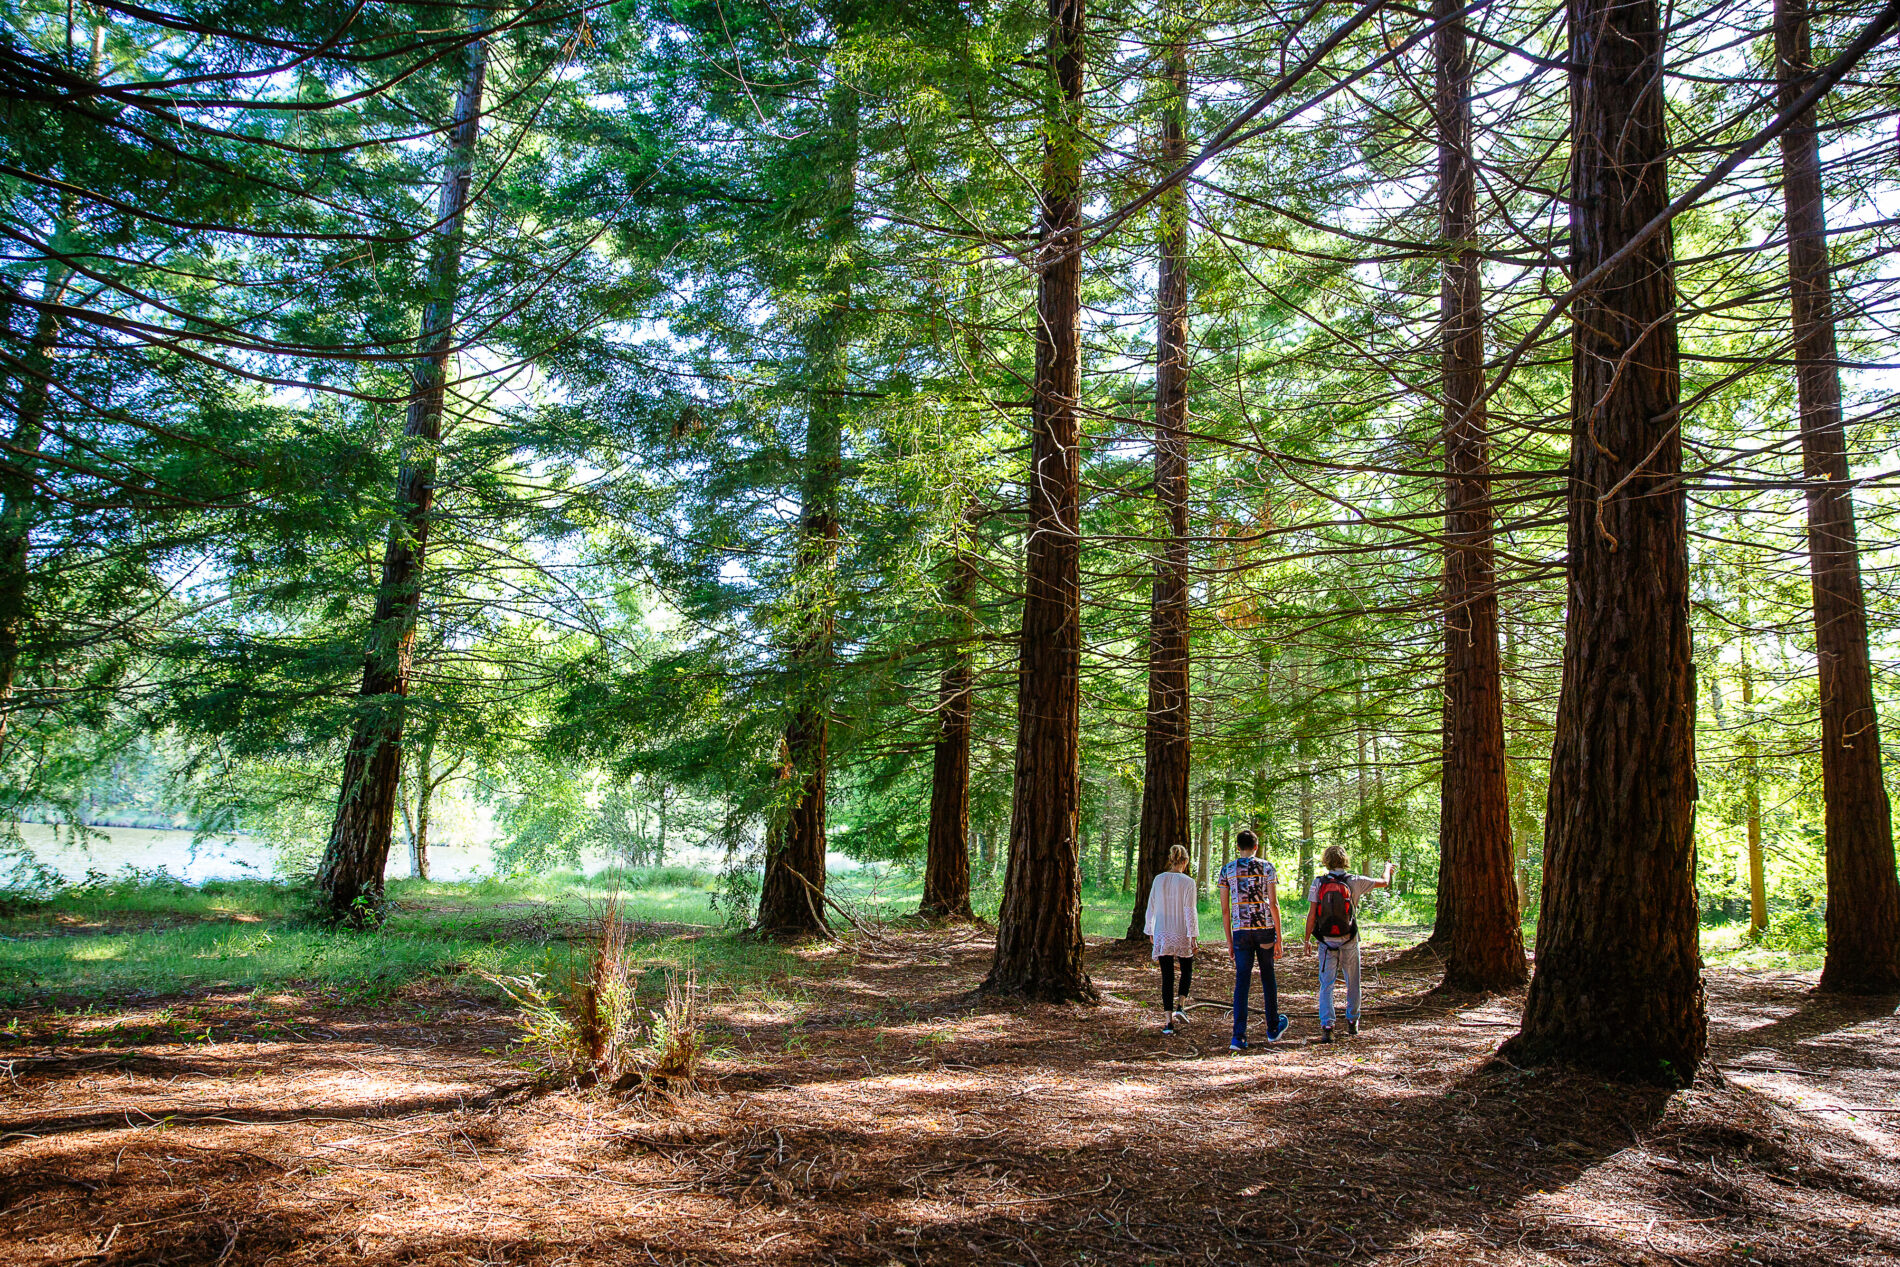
[1216,830,1288,1051]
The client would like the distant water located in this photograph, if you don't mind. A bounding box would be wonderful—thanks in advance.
[6,823,862,885]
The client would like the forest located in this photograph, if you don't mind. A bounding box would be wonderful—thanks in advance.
[3,0,1900,1263]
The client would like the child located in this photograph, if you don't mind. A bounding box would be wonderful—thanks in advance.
[1216,829,1288,1052]
[1145,844,1199,1034]
[1302,845,1397,1043]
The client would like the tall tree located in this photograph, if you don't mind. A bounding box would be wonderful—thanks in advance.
[921,506,977,920]
[318,32,489,921]
[1503,0,1705,1082]
[1128,28,1194,943]
[1774,0,1900,994]
[985,0,1093,1001]
[756,83,858,937]
[1433,0,1528,991]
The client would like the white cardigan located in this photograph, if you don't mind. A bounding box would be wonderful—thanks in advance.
[1144,870,1200,959]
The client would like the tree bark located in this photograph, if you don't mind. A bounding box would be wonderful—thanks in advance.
[1741,661,1766,937]
[0,264,70,751]
[1774,0,1900,994]
[1128,32,1194,944]
[921,515,977,920]
[319,35,487,922]
[1434,0,1528,992]
[0,24,100,751]
[758,88,858,938]
[410,728,437,882]
[985,0,1093,1001]
[1502,0,1705,1083]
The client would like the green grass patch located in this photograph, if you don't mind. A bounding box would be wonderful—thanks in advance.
[0,865,790,1010]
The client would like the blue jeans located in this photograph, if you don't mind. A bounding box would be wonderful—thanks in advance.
[1317,938,1360,1028]
[1230,928,1279,1045]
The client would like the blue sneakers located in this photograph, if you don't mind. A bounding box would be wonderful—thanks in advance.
[1266,1013,1291,1043]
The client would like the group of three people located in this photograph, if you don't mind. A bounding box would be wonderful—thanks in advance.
[1142,829,1397,1051]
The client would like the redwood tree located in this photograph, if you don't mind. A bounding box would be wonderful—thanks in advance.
[318,34,488,921]
[921,510,977,920]
[1502,0,1705,1082]
[1128,33,1193,944]
[985,0,1093,1001]
[757,84,860,938]
[1433,0,1527,992]
[1774,0,1900,994]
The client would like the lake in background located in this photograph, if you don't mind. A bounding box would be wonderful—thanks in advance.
[6,823,858,886]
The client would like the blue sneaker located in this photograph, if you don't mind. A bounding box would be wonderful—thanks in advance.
[1229,1040,1249,1054]
[1268,1013,1291,1043]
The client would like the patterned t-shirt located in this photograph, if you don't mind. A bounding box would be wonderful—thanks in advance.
[1217,856,1278,932]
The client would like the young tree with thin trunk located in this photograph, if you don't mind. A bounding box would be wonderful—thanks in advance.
[1773,0,1900,994]
[319,33,489,922]
[985,0,1093,1001]
[1433,0,1528,992]
[1128,31,1193,943]
[921,510,977,920]
[1503,0,1705,1082]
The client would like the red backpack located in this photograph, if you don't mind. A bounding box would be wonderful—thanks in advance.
[1313,871,1358,941]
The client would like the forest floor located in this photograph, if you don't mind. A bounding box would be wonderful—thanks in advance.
[2,922,1897,1266]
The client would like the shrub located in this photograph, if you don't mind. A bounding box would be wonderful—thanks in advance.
[484,895,710,1098]
[1755,907,1826,953]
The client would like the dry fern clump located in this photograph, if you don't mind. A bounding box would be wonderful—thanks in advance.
[482,895,710,1099]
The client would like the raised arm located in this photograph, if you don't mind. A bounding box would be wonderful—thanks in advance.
[1368,861,1397,891]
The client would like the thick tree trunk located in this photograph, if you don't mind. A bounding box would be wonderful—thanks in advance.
[921,525,977,920]
[1127,35,1193,943]
[759,89,858,938]
[985,0,1093,1001]
[1502,0,1705,1083]
[1774,0,1900,994]
[0,265,70,750]
[1435,0,1528,992]
[319,36,487,922]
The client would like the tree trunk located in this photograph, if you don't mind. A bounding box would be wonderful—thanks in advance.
[0,25,100,751]
[758,88,858,938]
[1741,662,1766,937]
[318,35,487,923]
[921,514,977,920]
[1774,0,1900,994]
[412,731,435,883]
[985,0,1092,1002]
[1128,32,1193,943]
[0,264,70,750]
[1196,796,1213,896]
[1434,0,1528,992]
[1298,770,1315,894]
[1502,0,1705,1083]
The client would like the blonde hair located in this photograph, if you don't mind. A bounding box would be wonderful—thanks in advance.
[1322,845,1350,871]
[1167,844,1192,871]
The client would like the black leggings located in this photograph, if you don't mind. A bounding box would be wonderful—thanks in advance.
[1159,955,1195,1012]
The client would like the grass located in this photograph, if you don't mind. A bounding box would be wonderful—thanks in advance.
[0,865,787,1010]
[0,863,1828,1012]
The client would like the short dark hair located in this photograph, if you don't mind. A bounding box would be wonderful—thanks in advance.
[1235,829,1259,852]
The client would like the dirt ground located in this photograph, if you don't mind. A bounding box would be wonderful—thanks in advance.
[4,928,1898,1265]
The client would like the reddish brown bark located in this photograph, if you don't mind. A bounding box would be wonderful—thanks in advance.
[1774,0,1900,994]
[319,36,487,922]
[1434,0,1527,992]
[758,89,859,938]
[1128,36,1193,944]
[985,0,1093,1002]
[921,520,977,921]
[1502,0,1705,1083]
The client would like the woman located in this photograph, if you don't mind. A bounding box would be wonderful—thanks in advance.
[1145,844,1200,1034]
